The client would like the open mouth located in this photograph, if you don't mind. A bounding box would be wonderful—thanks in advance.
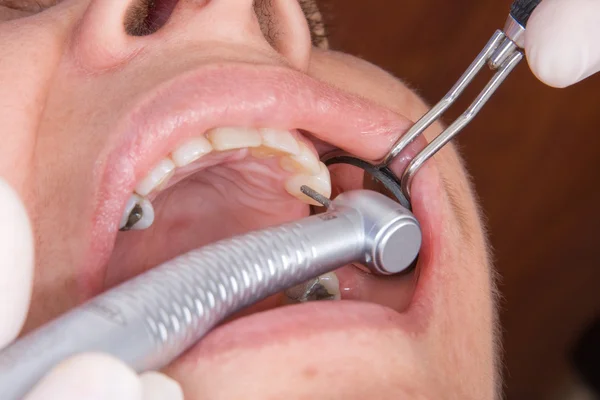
[84,62,441,359]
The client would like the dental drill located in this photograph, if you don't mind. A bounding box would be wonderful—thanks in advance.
[0,188,421,399]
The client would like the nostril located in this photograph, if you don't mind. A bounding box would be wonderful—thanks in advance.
[124,0,180,36]
[253,0,279,50]
[251,0,314,70]
[298,0,329,49]
[253,0,328,50]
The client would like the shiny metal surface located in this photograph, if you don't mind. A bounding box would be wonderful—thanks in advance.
[375,28,526,201]
[0,189,421,400]
[503,14,526,47]
[383,3,535,199]
[320,8,533,204]
[401,50,523,199]
[489,37,520,70]
[284,277,321,302]
[378,30,506,168]
[333,190,422,275]
[321,151,411,209]
[301,185,332,208]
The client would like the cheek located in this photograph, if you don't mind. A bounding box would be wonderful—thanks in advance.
[308,49,421,122]
[0,10,74,194]
[425,179,496,394]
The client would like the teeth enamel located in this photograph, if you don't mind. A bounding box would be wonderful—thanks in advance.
[135,158,176,197]
[279,142,321,175]
[171,137,213,167]
[206,127,262,151]
[125,127,328,232]
[250,147,280,159]
[317,272,341,300]
[284,162,331,206]
[259,129,301,155]
[119,194,155,231]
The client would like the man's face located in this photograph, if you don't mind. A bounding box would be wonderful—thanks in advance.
[0,0,498,398]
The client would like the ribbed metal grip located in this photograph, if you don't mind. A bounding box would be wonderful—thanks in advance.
[100,219,355,366]
[0,206,366,399]
[0,189,422,399]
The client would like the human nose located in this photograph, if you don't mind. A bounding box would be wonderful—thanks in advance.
[72,0,313,71]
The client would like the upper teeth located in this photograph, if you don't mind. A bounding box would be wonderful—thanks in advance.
[134,158,176,197]
[258,128,301,156]
[171,136,212,167]
[119,127,331,231]
[279,141,321,175]
[206,127,263,151]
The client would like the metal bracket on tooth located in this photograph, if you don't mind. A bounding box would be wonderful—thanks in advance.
[120,203,143,231]
[285,277,336,303]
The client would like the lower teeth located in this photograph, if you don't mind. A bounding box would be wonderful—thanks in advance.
[285,272,341,303]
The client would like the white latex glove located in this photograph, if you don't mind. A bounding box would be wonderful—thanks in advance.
[525,0,600,88]
[0,179,183,400]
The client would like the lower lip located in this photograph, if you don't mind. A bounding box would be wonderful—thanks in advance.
[174,300,423,364]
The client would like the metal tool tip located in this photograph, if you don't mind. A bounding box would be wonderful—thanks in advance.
[300,185,331,208]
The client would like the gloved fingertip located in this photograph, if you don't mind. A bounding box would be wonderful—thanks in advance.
[24,353,142,400]
[140,371,184,400]
[525,0,600,88]
[0,178,34,348]
[525,43,582,89]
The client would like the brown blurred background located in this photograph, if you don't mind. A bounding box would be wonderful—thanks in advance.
[325,0,600,399]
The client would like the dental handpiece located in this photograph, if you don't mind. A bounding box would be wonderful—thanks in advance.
[0,189,421,399]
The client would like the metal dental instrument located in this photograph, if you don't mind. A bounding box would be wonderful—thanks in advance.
[0,188,421,400]
[323,0,542,206]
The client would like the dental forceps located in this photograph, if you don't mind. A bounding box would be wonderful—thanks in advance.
[323,0,541,209]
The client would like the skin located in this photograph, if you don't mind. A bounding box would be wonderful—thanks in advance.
[0,0,498,399]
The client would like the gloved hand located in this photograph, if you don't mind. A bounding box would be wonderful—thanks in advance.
[0,179,183,400]
[525,0,600,88]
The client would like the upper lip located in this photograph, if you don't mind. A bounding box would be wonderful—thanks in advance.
[83,62,425,297]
